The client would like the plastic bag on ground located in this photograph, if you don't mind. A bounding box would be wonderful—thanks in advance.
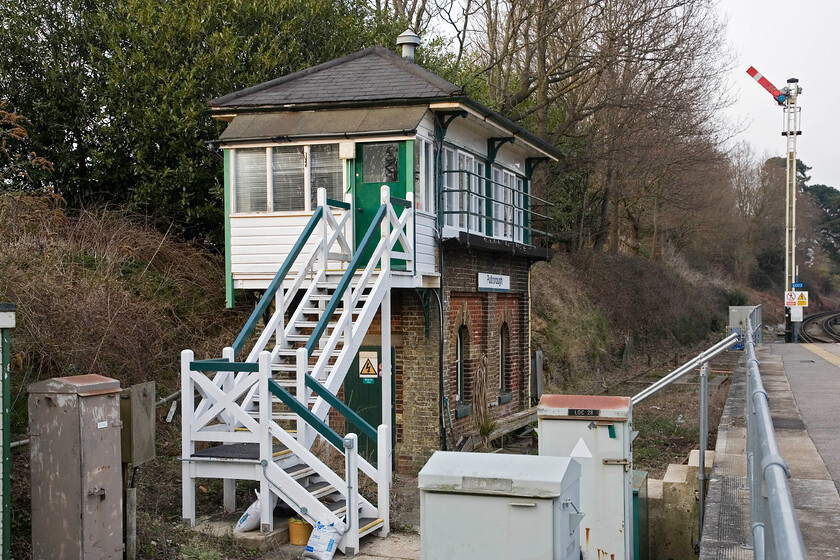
[301,516,345,560]
[233,489,278,533]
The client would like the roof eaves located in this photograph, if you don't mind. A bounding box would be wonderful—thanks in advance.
[208,96,461,117]
[454,98,562,161]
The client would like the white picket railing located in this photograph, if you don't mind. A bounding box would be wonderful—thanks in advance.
[182,185,411,552]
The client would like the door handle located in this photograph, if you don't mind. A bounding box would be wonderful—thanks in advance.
[357,208,363,213]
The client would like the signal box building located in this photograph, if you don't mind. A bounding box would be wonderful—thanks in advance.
[207,42,559,472]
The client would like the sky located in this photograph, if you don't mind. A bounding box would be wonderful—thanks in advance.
[721,0,840,188]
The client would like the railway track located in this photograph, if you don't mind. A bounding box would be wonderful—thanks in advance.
[798,310,840,343]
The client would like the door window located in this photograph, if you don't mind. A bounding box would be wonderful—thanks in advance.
[362,143,399,183]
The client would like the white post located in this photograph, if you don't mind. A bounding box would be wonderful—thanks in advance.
[296,347,309,445]
[381,286,392,482]
[275,289,285,348]
[377,424,391,537]
[304,145,312,212]
[380,185,391,276]
[181,349,196,526]
[405,191,415,274]
[222,346,236,513]
[258,351,273,533]
[380,186,393,488]
[344,433,360,556]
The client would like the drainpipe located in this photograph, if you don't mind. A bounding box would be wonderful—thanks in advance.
[431,110,466,451]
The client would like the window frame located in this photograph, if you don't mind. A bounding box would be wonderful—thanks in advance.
[229,143,344,214]
[499,323,513,404]
[456,325,467,403]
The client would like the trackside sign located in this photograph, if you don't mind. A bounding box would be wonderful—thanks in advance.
[784,291,808,307]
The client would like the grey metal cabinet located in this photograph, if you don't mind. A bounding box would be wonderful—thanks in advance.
[418,451,582,560]
[29,375,123,559]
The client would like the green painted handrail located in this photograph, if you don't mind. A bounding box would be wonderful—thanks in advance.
[267,378,343,450]
[389,196,411,209]
[304,204,387,355]
[232,206,324,359]
[190,359,260,373]
[327,198,351,210]
[304,374,377,442]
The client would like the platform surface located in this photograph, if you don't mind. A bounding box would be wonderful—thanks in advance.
[701,343,840,559]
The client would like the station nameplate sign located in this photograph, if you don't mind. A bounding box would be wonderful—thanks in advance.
[477,273,510,293]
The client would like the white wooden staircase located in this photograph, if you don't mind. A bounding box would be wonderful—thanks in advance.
[181,187,413,555]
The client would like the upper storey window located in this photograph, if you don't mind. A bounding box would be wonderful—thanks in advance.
[231,144,343,213]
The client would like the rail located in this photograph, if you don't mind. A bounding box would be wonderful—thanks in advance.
[745,308,806,558]
[630,332,739,405]
[631,331,739,545]
[440,169,553,246]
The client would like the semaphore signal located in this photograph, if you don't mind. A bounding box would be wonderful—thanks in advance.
[746,66,803,342]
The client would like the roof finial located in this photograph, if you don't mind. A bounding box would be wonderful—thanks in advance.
[396,30,421,62]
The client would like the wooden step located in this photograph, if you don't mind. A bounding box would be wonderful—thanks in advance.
[190,442,290,461]
[359,517,385,536]
[304,481,335,499]
[284,463,315,480]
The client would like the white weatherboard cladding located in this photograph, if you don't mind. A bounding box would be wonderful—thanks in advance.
[415,213,437,275]
[539,411,633,560]
[443,121,487,157]
[230,212,347,284]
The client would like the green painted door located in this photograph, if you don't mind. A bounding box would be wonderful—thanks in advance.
[344,346,396,463]
[354,142,407,269]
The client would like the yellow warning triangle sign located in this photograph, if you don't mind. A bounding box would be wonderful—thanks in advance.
[798,293,807,305]
[360,359,377,376]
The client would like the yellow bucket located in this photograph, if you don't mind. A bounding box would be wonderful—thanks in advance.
[288,517,313,545]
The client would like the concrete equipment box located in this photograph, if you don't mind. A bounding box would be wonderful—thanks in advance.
[29,374,123,559]
[539,394,633,560]
[418,451,582,560]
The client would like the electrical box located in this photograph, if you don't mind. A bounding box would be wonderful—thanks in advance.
[418,451,582,560]
[29,374,124,559]
[120,381,156,466]
[539,394,633,560]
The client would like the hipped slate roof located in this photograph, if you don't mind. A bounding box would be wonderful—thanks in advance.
[211,46,463,108]
[211,45,561,160]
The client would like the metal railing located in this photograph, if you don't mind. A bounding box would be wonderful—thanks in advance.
[632,331,740,547]
[440,169,553,247]
[745,308,806,559]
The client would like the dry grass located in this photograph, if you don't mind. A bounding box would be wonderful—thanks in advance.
[1,193,251,559]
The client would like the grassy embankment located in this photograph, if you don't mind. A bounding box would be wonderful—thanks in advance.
[1,192,768,558]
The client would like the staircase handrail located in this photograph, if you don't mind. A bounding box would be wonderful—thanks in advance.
[230,206,324,360]
[267,377,346,449]
[305,203,389,355]
[303,193,411,357]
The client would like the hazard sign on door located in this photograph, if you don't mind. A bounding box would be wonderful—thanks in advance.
[358,351,378,378]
